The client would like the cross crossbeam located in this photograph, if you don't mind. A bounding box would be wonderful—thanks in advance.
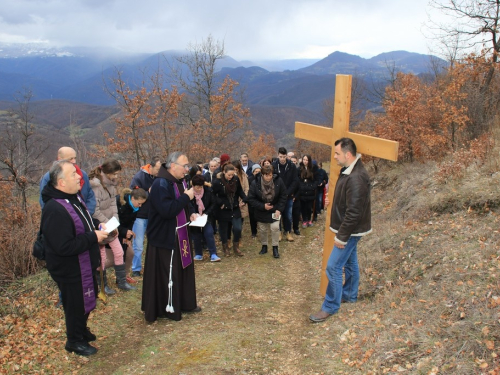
[294,74,398,295]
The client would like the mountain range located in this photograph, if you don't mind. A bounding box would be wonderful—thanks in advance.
[0,43,446,148]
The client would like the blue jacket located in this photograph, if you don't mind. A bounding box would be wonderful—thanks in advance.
[39,168,96,215]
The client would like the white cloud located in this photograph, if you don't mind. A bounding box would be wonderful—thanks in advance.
[0,0,437,59]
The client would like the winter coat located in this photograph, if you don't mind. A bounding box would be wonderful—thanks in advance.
[248,174,288,223]
[90,174,119,223]
[129,164,155,219]
[298,165,319,202]
[190,186,216,220]
[116,193,139,241]
[272,159,299,199]
[329,156,372,245]
[211,173,247,222]
[238,172,250,218]
[41,184,101,283]
[147,164,195,249]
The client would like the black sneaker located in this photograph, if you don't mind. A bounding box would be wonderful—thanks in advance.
[65,341,98,356]
[294,230,301,235]
[131,271,142,277]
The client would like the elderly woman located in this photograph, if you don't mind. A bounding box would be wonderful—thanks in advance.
[190,175,221,262]
[212,163,248,257]
[248,165,287,258]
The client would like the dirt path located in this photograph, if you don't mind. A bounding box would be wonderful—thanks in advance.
[77,217,331,374]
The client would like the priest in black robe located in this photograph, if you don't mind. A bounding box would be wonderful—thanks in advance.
[142,151,200,322]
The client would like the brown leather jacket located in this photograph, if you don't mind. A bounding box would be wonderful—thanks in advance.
[329,156,371,245]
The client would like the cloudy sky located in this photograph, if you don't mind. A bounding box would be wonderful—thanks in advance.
[0,0,443,60]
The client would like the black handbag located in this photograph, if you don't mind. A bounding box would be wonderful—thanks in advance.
[32,222,45,260]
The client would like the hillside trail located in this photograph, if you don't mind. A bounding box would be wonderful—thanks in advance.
[80,215,333,374]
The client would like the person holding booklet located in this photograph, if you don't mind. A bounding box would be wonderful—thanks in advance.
[247,164,288,258]
[141,152,200,322]
[190,175,221,262]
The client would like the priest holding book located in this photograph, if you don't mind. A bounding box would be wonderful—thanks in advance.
[141,152,201,322]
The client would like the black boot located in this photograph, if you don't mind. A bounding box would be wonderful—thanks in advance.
[259,245,268,254]
[272,246,279,258]
[115,264,136,291]
[102,269,116,295]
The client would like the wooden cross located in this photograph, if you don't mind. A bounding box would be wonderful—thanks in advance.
[295,74,399,295]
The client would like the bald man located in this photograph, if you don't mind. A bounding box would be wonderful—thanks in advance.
[39,147,96,214]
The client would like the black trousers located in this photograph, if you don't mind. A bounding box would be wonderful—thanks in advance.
[292,199,301,231]
[300,200,314,222]
[57,277,97,344]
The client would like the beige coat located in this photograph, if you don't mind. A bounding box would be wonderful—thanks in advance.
[239,172,249,218]
[90,174,119,223]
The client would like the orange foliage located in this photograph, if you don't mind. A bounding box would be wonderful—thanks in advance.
[246,132,277,162]
[365,71,469,163]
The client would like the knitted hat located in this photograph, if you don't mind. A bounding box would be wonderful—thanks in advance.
[252,164,262,173]
[220,153,230,165]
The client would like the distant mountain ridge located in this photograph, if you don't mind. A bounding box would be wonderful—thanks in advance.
[0,43,446,148]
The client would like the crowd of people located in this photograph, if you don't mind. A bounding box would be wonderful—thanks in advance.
[40,143,368,357]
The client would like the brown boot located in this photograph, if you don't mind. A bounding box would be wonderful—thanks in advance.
[223,243,231,257]
[286,232,294,242]
[233,242,244,257]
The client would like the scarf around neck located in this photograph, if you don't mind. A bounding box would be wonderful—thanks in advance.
[261,176,275,203]
[193,188,205,215]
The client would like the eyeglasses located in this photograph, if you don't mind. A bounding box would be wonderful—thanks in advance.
[174,162,190,169]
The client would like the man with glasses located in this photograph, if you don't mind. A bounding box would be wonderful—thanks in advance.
[141,152,200,322]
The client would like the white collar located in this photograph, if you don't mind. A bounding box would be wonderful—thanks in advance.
[342,154,361,175]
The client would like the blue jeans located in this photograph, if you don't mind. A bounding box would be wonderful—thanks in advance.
[322,236,361,314]
[219,217,242,244]
[282,198,293,233]
[192,223,217,256]
[132,218,147,272]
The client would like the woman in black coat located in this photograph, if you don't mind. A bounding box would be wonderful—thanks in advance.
[190,175,221,262]
[248,164,287,258]
[298,154,319,228]
[211,163,248,257]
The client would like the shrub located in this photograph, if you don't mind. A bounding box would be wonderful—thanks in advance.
[0,183,42,285]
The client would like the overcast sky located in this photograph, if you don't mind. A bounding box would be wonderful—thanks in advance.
[0,0,443,60]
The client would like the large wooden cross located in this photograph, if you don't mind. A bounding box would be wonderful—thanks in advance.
[295,74,399,295]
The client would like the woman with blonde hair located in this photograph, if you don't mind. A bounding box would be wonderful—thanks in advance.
[89,160,135,293]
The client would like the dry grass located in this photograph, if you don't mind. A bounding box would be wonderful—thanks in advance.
[2,153,500,374]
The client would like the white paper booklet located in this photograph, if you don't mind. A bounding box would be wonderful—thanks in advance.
[189,214,208,227]
[104,217,120,233]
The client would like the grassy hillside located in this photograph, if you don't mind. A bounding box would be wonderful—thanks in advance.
[1,141,499,373]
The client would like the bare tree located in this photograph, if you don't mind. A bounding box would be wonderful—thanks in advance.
[168,34,251,157]
[0,88,48,211]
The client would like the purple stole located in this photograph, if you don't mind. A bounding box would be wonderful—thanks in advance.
[54,198,96,314]
[173,180,192,269]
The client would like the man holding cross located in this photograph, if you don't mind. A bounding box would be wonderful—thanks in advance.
[309,137,371,322]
